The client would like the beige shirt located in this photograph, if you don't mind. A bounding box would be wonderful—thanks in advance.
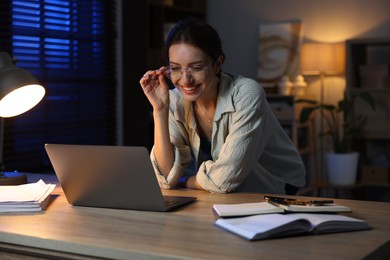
[151,73,306,194]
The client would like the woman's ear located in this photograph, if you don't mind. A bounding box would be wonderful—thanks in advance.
[214,55,224,73]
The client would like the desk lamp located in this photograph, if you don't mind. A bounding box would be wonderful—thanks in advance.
[0,52,45,185]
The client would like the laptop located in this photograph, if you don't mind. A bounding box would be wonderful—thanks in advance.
[44,144,196,211]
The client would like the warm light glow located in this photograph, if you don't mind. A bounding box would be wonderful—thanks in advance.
[0,84,45,117]
[300,43,345,75]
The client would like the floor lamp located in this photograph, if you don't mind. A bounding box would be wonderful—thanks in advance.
[0,52,46,185]
[300,42,345,180]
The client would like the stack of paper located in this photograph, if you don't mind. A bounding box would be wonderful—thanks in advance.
[0,180,56,213]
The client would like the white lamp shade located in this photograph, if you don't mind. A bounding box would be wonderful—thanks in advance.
[300,43,345,75]
[0,52,45,117]
[0,84,45,117]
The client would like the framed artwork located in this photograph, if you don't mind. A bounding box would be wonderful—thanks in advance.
[258,20,303,88]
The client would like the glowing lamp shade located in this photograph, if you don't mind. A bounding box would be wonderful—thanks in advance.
[0,85,45,117]
[300,43,345,75]
[0,52,45,117]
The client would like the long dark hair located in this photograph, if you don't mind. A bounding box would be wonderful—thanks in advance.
[165,18,225,65]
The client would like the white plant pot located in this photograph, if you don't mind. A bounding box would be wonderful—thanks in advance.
[325,152,359,186]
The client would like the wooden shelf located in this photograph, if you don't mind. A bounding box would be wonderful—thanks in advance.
[350,88,390,94]
[346,38,390,142]
[345,38,390,202]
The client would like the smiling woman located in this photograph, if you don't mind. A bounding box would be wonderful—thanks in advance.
[139,18,306,195]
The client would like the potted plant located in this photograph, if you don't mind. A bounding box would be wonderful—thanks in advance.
[297,91,376,185]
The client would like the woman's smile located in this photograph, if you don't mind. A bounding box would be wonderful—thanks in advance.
[179,83,202,96]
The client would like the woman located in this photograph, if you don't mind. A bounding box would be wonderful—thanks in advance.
[139,18,305,195]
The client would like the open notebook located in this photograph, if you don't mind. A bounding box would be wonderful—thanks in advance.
[45,144,196,211]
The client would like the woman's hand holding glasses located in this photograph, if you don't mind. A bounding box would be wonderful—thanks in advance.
[139,66,169,112]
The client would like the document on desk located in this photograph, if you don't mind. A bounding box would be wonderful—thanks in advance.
[0,179,56,213]
[214,213,371,241]
[213,198,351,218]
[213,202,284,217]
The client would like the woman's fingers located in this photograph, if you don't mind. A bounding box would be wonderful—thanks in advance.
[140,67,170,99]
[142,67,166,79]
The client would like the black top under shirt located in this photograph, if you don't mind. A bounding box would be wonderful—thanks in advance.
[178,136,212,186]
[198,136,212,168]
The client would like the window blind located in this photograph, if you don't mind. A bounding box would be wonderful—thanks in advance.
[0,0,117,171]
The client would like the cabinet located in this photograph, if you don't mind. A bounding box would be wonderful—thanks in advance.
[346,38,390,187]
[266,95,296,143]
[121,0,207,148]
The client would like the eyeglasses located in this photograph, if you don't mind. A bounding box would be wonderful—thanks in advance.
[164,63,210,80]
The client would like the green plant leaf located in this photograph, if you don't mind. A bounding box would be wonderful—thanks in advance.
[297,90,376,153]
[296,98,318,105]
[299,106,319,124]
[321,104,336,111]
[338,99,347,112]
[357,92,376,111]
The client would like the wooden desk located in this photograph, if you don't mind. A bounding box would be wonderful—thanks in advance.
[0,174,390,259]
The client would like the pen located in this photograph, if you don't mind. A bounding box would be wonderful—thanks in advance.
[263,195,334,206]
